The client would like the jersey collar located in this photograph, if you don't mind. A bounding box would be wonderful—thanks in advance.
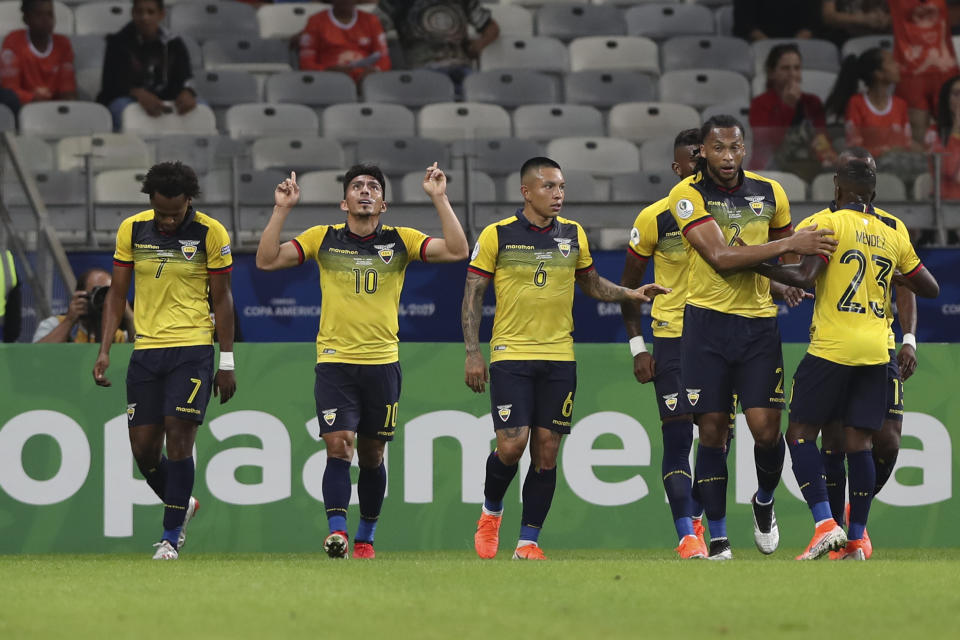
[515,207,556,233]
[699,168,745,193]
[154,206,196,236]
[344,221,382,242]
[830,200,873,214]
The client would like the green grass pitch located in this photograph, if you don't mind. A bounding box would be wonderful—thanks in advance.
[3,549,960,639]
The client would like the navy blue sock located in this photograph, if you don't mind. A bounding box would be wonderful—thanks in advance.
[483,450,518,514]
[661,421,695,538]
[873,450,898,497]
[754,434,785,503]
[323,457,352,534]
[519,466,557,543]
[161,457,194,546]
[695,444,728,539]
[356,463,386,543]
[789,440,832,523]
[137,455,167,501]
[847,450,875,540]
[690,467,703,517]
[822,448,847,525]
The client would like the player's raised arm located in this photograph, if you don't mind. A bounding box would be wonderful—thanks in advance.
[256,171,305,271]
[462,271,490,393]
[421,163,470,263]
[93,263,133,387]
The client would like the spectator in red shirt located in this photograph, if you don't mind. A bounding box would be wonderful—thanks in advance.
[0,0,76,105]
[299,0,391,83]
[749,43,837,179]
[929,74,960,200]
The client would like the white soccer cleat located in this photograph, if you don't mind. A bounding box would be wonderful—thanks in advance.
[751,493,780,554]
[177,497,200,550]
[152,540,179,560]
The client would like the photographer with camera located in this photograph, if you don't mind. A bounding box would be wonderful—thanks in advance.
[33,268,133,343]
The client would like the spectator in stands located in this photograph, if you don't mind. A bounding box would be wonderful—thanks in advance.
[0,88,19,115]
[734,0,820,41]
[33,268,134,343]
[376,0,499,92]
[97,0,197,131]
[0,0,76,106]
[890,0,960,144]
[750,43,838,180]
[929,75,960,200]
[299,0,391,84]
[1,248,21,343]
[821,1,891,42]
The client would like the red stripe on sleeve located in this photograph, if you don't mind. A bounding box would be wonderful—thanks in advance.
[291,238,305,265]
[770,223,793,233]
[628,246,651,261]
[420,237,433,262]
[818,254,829,264]
[904,262,924,278]
[681,217,714,236]
[113,259,133,268]
[208,266,233,274]
[467,266,493,278]
[575,264,595,275]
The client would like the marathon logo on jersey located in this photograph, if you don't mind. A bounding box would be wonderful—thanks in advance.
[686,388,701,406]
[553,238,571,258]
[662,393,678,411]
[375,243,395,265]
[126,403,136,421]
[179,239,200,260]
[497,404,512,422]
[745,196,766,216]
[322,408,338,426]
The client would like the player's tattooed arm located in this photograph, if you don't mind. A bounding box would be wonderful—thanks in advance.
[577,268,670,303]
[462,272,491,393]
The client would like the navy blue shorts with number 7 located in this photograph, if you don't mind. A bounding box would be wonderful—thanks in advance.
[126,345,215,426]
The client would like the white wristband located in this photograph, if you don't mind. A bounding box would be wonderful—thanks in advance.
[902,333,917,350]
[219,351,235,371]
[629,336,647,357]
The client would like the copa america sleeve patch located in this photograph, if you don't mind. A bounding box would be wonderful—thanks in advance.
[471,241,480,260]
[629,227,640,246]
[221,245,231,256]
[675,199,694,220]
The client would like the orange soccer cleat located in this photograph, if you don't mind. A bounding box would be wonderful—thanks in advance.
[676,534,708,559]
[844,504,873,559]
[796,519,847,561]
[353,541,375,559]
[512,543,547,560]
[474,512,502,559]
[835,538,869,560]
[692,516,706,550]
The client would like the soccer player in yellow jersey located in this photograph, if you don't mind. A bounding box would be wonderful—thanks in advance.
[749,158,939,560]
[256,163,469,559]
[667,115,837,559]
[93,162,237,560]
[464,157,669,560]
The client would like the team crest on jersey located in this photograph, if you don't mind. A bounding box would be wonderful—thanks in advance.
[662,394,678,411]
[553,238,571,257]
[686,389,701,406]
[497,404,512,422]
[126,403,136,421]
[322,408,337,426]
[374,243,395,264]
[179,239,200,260]
[745,196,766,216]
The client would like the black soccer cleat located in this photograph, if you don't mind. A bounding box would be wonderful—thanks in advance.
[708,537,733,561]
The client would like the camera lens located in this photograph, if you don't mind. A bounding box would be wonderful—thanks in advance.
[88,286,108,314]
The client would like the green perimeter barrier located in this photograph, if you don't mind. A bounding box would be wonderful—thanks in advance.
[0,343,957,553]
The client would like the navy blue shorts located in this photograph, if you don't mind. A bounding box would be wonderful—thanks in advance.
[652,337,692,419]
[314,362,402,441]
[126,345,215,426]
[886,349,904,423]
[489,360,576,433]
[789,354,887,431]
[680,305,785,414]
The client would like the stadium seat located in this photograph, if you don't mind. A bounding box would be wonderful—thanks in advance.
[625,4,714,39]
[463,70,559,108]
[545,137,640,175]
[761,170,807,202]
[298,170,363,204]
[608,102,700,143]
[479,36,569,73]
[152,134,246,174]
[638,135,676,172]
[841,35,894,60]
[73,1,127,35]
[355,138,450,176]
[169,2,258,42]
[251,136,345,172]
[701,101,750,123]
[321,103,416,140]
[876,172,908,202]
[513,104,604,141]
[192,70,261,110]
[21,169,87,205]
[400,170,496,203]
[752,70,837,102]
[568,36,659,74]
[505,168,602,202]
[181,34,203,69]
[564,70,657,107]
[661,36,752,76]
[1,136,54,173]
[486,4,534,37]
[201,37,292,73]
[256,2,326,39]
[417,102,511,142]
[94,168,152,204]
[810,173,834,202]
[751,39,840,76]
[0,103,14,132]
[265,71,357,107]
[20,101,112,138]
[74,67,101,101]
[202,168,288,205]
[659,70,750,110]
[121,103,218,137]
[535,4,625,41]
[56,133,150,172]
[715,5,734,36]
[913,173,932,201]
[361,70,456,108]
[0,1,72,41]
[448,137,543,176]
[225,103,319,140]
[611,170,679,202]
[70,34,106,72]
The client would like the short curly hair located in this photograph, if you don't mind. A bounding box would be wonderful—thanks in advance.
[141,161,200,199]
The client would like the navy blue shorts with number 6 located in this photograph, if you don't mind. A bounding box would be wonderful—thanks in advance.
[488,360,577,433]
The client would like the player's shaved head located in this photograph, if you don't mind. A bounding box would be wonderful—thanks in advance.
[672,128,700,179]
[674,128,700,150]
[835,159,876,203]
[837,146,877,172]
[520,157,562,184]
